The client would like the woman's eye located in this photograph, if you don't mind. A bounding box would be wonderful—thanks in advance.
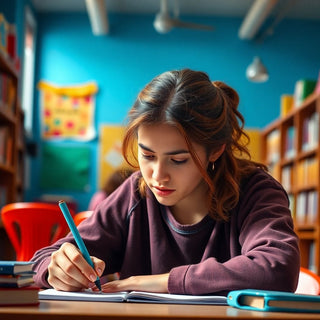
[142,153,154,160]
[172,159,188,165]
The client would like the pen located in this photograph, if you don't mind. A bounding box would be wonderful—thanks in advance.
[58,200,102,291]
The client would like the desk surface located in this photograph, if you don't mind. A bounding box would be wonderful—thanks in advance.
[1,300,320,320]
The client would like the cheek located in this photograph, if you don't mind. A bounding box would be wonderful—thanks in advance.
[177,164,203,184]
[138,158,151,176]
[137,154,146,168]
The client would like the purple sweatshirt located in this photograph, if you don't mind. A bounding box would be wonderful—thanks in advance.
[32,169,300,295]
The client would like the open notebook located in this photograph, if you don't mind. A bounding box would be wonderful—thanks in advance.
[39,289,227,305]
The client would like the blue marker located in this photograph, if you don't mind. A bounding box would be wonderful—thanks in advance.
[58,200,101,291]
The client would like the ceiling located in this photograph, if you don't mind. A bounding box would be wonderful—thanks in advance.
[31,0,320,19]
[31,0,320,40]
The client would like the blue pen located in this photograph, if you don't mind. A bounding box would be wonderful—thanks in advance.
[58,200,102,291]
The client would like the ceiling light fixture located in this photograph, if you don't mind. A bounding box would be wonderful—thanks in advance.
[246,56,269,83]
[239,0,278,40]
[85,0,109,35]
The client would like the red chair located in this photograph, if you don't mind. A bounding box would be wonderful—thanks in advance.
[1,202,74,261]
[73,211,93,226]
[295,267,320,295]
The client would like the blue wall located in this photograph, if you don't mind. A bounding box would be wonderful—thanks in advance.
[17,11,320,211]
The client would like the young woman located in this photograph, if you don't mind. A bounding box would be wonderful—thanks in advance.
[32,69,300,295]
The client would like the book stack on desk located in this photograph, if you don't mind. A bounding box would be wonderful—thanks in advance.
[0,261,39,306]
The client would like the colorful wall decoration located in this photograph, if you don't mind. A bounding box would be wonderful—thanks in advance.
[38,81,98,141]
[236,129,262,162]
[39,143,90,191]
[99,125,136,189]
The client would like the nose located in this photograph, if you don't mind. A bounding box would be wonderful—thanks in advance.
[152,161,169,183]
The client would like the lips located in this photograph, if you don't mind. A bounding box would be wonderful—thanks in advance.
[153,186,175,197]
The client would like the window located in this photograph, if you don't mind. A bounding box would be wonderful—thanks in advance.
[21,6,36,137]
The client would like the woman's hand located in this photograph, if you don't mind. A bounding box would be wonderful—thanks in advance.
[47,242,105,291]
[101,273,169,293]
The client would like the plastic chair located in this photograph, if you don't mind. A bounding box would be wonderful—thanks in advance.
[73,210,93,226]
[295,267,320,295]
[1,202,75,261]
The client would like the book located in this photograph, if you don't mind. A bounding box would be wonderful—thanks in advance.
[280,94,293,117]
[0,286,39,306]
[0,184,7,208]
[227,289,320,312]
[301,112,319,152]
[294,79,317,107]
[284,126,295,159]
[266,129,280,164]
[0,274,35,288]
[39,289,228,305]
[0,261,34,275]
[0,126,8,165]
[315,71,320,94]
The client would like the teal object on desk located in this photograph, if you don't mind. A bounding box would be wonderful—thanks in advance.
[227,289,320,313]
[58,200,101,291]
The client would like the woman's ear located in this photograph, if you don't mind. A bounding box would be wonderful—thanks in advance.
[209,144,226,162]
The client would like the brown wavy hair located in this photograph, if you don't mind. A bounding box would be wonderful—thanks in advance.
[102,168,135,195]
[122,69,267,221]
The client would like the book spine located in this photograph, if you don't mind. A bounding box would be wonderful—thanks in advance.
[0,302,40,307]
[0,266,14,275]
[0,283,22,288]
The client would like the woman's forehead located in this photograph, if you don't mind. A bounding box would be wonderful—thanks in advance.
[138,124,185,144]
[137,124,206,154]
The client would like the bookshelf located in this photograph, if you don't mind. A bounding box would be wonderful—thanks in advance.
[0,50,24,210]
[262,91,320,275]
[0,49,24,260]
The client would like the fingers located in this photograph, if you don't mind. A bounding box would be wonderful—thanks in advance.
[101,274,169,293]
[48,273,86,292]
[47,243,104,291]
[48,243,91,291]
[101,277,135,292]
[91,256,105,279]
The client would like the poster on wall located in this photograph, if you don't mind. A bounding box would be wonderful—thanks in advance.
[99,125,136,189]
[39,143,90,191]
[38,81,98,141]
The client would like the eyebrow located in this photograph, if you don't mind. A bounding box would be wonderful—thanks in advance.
[138,143,189,156]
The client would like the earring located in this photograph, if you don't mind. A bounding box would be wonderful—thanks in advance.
[212,162,215,171]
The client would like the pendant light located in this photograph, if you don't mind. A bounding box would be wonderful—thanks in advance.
[246,56,269,82]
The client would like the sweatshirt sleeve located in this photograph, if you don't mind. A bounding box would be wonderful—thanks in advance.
[168,171,300,295]
[31,173,140,288]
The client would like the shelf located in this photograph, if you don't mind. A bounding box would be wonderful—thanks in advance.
[262,91,320,274]
[0,105,16,124]
[0,163,14,174]
[0,45,24,210]
[295,226,318,233]
[0,50,18,79]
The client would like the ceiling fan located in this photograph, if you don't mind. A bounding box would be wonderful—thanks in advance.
[153,0,214,34]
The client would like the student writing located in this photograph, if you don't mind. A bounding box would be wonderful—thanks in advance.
[32,69,300,295]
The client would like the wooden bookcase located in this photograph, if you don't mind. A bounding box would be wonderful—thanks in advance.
[261,91,320,275]
[0,50,24,260]
[0,50,24,209]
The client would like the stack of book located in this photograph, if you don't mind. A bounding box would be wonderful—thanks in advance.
[0,261,39,306]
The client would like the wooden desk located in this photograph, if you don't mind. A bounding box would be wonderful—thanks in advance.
[1,300,320,320]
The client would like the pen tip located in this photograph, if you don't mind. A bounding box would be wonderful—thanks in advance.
[95,279,102,291]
